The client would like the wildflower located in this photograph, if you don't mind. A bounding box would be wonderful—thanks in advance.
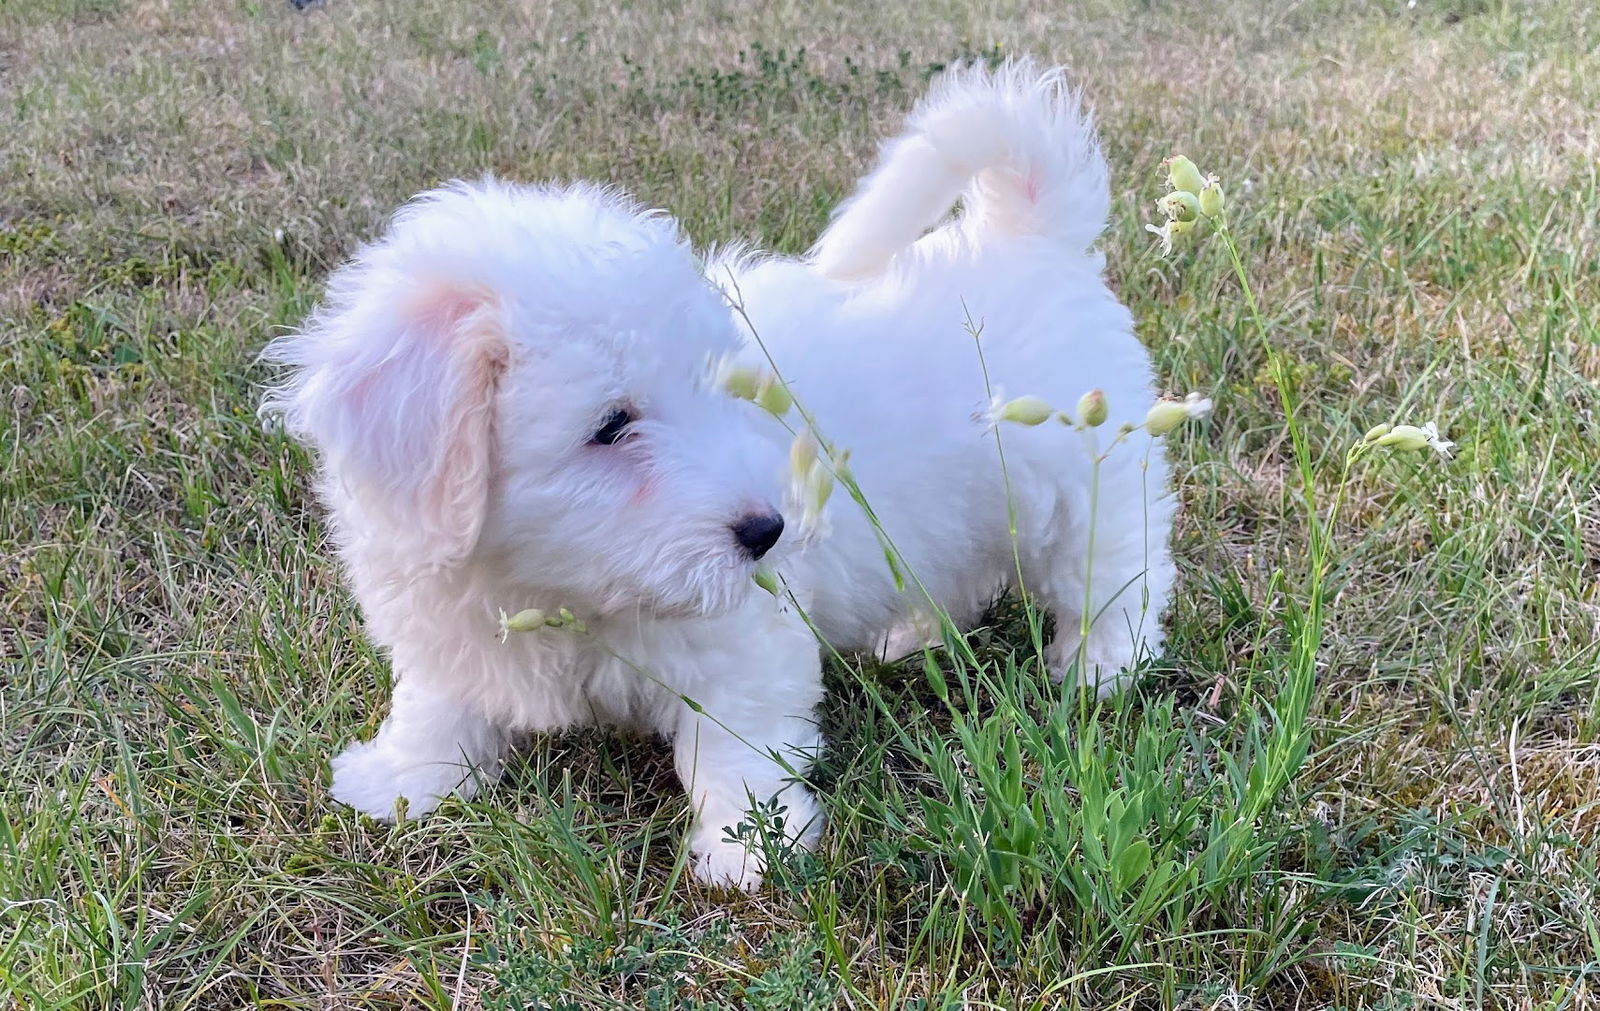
[790,462,835,540]
[1198,181,1225,218]
[1421,422,1455,458]
[1144,392,1213,436]
[1163,155,1207,195]
[500,608,547,635]
[786,425,844,540]
[1157,190,1201,224]
[788,430,821,506]
[755,374,793,417]
[1375,421,1454,459]
[715,360,763,401]
[832,447,853,486]
[498,605,585,642]
[1375,425,1428,451]
[805,465,835,516]
[990,394,1056,427]
[1363,423,1392,443]
[1144,400,1186,436]
[1144,217,1196,256]
[1076,389,1109,428]
[753,566,781,596]
[1180,391,1214,418]
[789,430,819,477]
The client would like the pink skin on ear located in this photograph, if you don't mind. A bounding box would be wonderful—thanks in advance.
[401,282,507,566]
[318,280,508,569]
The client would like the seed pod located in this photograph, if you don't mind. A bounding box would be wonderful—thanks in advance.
[998,395,1055,426]
[1164,155,1207,195]
[502,608,548,632]
[1158,191,1201,223]
[1363,423,1393,443]
[1376,425,1430,451]
[1198,181,1225,218]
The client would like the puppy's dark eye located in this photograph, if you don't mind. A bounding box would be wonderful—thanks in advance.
[591,407,635,445]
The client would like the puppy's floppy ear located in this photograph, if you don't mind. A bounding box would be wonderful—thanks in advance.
[265,271,508,568]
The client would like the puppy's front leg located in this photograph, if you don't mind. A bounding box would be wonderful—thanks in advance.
[330,677,509,820]
[672,617,824,890]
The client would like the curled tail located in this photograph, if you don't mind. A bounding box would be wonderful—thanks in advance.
[809,58,1110,283]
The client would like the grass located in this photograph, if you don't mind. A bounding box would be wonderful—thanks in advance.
[3,0,1599,1007]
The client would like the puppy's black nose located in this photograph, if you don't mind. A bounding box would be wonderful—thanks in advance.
[731,512,784,560]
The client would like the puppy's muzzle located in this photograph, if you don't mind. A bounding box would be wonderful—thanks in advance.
[731,511,784,560]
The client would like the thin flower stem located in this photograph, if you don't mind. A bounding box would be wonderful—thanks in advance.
[966,306,1049,671]
[1079,437,1101,696]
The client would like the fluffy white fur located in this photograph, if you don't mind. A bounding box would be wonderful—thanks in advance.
[262,59,1175,890]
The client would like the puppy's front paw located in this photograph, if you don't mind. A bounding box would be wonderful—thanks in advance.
[877,612,943,663]
[1053,626,1143,700]
[688,790,823,891]
[690,830,766,891]
[329,739,480,821]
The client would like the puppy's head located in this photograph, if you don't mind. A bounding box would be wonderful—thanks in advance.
[265,179,786,618]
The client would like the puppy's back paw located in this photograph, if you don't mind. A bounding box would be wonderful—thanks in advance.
[329,739,485,820]
[1051,626,1150,700]
[876,618,940,664]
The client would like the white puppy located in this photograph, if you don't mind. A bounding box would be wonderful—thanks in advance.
[262,59,1174,889]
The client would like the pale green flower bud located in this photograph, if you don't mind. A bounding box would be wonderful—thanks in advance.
[833,448,853,486]
[1157,191,1201,223]
[997,395,1055,426]
[1144,399,1189,436]
[719,364,762,401]
[502,608,547,632]
[1363,423,1392,443]
[755,375,793,417]
[753,566,780,596]
[1375,425,1430,451]
[1198,181,1225,218]
[806,466,835,514]
[1076,389,1108,428]
[1164,155,1207,195]
[790,431,818,477]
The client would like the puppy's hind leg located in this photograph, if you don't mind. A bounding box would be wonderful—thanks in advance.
[330,677,510,821]
[876,609,944,663]
[1023,493,1174,699]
